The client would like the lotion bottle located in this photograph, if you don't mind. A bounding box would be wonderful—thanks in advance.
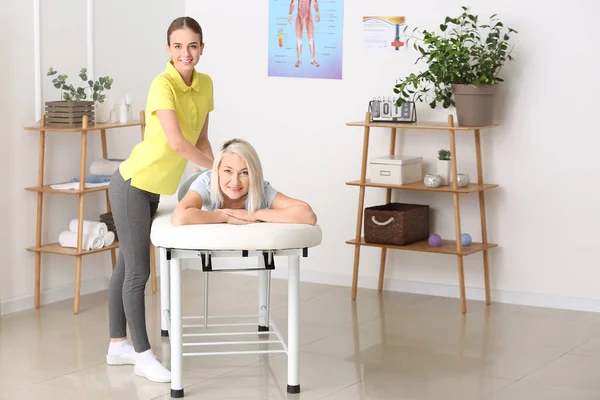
[119,99,127,123]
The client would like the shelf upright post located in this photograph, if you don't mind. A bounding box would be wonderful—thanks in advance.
[34,113,47,309]
[140,109,146,139]
[474,128,491,305]
[352,112,371,300]
[74,116,89,314]
[448,115,466,313]
[377,124,397,292]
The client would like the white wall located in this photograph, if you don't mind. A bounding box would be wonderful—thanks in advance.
[1,0,184,314]
[2,0,597,315]
[185,0,600,311]
[0,4,13,316]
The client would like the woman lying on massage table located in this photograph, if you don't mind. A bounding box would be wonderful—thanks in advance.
[171,138,317,226]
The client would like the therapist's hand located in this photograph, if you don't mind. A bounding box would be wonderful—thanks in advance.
[218,209,259,223]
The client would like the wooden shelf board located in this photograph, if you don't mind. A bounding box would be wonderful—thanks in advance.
[346,238,497,256]
[25,184,109,194]
[345,120,498,131]
[346,179,498,193]
[27,241,119,256]
[23,120,143,132]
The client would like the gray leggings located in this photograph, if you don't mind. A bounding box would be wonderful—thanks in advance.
[108,169,159,352]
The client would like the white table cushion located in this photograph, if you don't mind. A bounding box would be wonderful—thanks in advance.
[150,207,322,251]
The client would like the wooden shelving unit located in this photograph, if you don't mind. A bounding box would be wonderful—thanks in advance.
[346,113,499,313]
[24,111,157,314]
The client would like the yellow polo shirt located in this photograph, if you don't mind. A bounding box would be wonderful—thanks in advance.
[119,61,214,195]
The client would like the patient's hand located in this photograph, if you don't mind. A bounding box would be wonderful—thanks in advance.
[225,215,250,225]
[218,209,259,223]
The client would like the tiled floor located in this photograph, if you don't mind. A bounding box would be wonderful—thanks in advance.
[2,270,600,399]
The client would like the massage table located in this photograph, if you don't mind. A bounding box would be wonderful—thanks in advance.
[150,205,323,398]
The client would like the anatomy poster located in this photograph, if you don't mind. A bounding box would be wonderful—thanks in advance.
[268,0,344,79]
[363,16,407,51]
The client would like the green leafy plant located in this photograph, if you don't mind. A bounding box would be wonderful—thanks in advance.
[47,67,114,103]
[394,6,518,109]
[438,149,451,160]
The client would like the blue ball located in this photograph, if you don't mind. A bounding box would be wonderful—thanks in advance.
[461,233,472,246]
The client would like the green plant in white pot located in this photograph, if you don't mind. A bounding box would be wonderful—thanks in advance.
[393,6,518,126]
[437,149,451,185]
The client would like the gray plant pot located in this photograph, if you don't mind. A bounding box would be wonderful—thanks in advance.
[451,84,498,126]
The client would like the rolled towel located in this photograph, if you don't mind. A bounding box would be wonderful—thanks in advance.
[58,231,104,250]
[90,158,124,176]
[103,231,115,247]
[69,219,108,237]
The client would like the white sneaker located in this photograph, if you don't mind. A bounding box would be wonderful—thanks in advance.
[106,349,137,365]
[134,359,172,383]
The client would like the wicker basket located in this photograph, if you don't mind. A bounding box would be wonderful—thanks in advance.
[364,202,429,246]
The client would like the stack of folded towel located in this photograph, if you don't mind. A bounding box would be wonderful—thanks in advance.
[58,219,116,250]
[50,159,124,191]
[100,212,118,241]
[90,158,124,176]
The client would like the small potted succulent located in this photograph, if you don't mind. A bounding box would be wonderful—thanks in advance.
[437,149,451,185]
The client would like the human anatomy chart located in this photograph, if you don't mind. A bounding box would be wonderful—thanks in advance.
[268,0,344,79]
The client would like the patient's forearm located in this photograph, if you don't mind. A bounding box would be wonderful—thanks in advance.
[255,205,317,225]
[172,208,227,225]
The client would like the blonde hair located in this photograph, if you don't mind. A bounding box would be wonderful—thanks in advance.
[210,139,265,211]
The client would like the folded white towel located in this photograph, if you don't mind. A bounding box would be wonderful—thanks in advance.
[103,231,115,247]
[90,158,123,176]
[69,219,108,237]
[58,231,104,250]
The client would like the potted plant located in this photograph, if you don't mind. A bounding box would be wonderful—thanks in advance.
[437,149,451,185]
[393,6,518,126]
[46,67,114,125]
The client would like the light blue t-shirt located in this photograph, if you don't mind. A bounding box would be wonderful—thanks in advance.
[186,170,278,211]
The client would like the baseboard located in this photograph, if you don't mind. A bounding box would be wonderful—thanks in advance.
[188,263,600,313]
[1,276,109,315]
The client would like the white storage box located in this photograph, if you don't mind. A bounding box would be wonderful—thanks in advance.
[369,155,423,185]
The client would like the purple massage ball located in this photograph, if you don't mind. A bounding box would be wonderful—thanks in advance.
[428,234,442,247]
[461,233,472,246]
